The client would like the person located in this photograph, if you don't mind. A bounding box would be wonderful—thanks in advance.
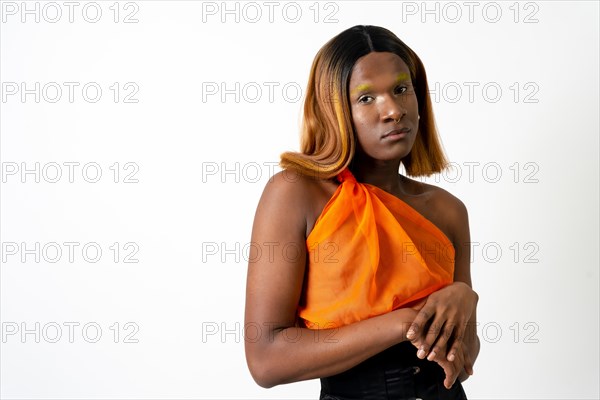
[244,25,480,399]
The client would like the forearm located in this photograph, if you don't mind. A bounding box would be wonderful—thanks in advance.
[246,308,416,388]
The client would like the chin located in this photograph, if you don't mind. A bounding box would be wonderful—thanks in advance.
[356,143,414,163]
[378,147,413,162]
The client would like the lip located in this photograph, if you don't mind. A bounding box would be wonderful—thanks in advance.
[382,127,410,140]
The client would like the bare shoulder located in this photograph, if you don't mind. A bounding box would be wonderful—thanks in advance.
[257,170,311,229]
[260,169,327,210]
[401,176,469,244]
[257,169,339,237]
[260,170,312,205]
[394,175,474,285]
[427,182,468,218]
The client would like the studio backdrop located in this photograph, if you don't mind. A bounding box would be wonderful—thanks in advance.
[1,1,598,399]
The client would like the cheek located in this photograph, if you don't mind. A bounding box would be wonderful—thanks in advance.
[351,111,375,145]
[400,94,418,111]
[410,94,419,111]
[351,108,375,131]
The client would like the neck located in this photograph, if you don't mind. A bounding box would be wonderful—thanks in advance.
[350,153,405,194]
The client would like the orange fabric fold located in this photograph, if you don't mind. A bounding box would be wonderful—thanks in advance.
[297,168,455,329]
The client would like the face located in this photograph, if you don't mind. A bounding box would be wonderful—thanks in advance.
[348,52,419,163]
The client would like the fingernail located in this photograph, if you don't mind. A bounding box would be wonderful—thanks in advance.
[407,329,415,339]
[417,349,426,358]
[448,353,455,362]
[427,351,436,361]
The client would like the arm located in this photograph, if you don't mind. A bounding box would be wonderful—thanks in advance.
[244,172,418,388]
[406,195,480,387]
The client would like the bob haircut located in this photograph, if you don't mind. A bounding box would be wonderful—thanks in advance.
[280,25,448,179]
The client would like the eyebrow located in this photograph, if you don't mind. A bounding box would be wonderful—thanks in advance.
[350,73,412,97]
[395,72,411,84]
[350,83,372,97]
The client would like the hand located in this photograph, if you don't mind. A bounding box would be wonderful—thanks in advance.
[406,282,478,364]
[407,297,428,312]
[427,340,472,389]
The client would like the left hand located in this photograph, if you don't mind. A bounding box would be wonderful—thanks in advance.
[427,339,468,389]
[406,281,478,365]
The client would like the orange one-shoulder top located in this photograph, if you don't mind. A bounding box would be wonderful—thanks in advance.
[297,168,455,329]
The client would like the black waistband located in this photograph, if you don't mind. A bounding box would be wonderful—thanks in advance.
[320,341,446,393]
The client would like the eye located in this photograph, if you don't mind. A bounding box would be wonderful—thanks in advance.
[394,85,408,95]
[357,95,374,104]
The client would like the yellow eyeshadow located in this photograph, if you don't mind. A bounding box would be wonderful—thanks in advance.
[395,72,410,83]
[350,84,372,97]
[351,74,411,97]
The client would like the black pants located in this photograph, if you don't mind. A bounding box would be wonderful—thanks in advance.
[319,341,468,400]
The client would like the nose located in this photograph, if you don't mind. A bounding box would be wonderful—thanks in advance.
[380,95,407,123]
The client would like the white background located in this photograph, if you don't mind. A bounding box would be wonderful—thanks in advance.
[1,1,598,399]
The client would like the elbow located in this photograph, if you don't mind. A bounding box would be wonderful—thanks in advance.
[253,375,278,389]
[246,351,282,389]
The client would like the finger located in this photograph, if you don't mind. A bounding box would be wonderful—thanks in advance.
[409,297,428,311]
[445,367,458,389]
[418,317,445,359]
[465,362,474,376]
[433,342,464,389]
[424,341,446,363]
[446,328,465,362]
[463,348,474,375]
[408,335,423,351]
[406,304,435,340]
[450,349,467,388]
[427,322,455,362]
[445,350,465,389]
[439,360,457,390]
